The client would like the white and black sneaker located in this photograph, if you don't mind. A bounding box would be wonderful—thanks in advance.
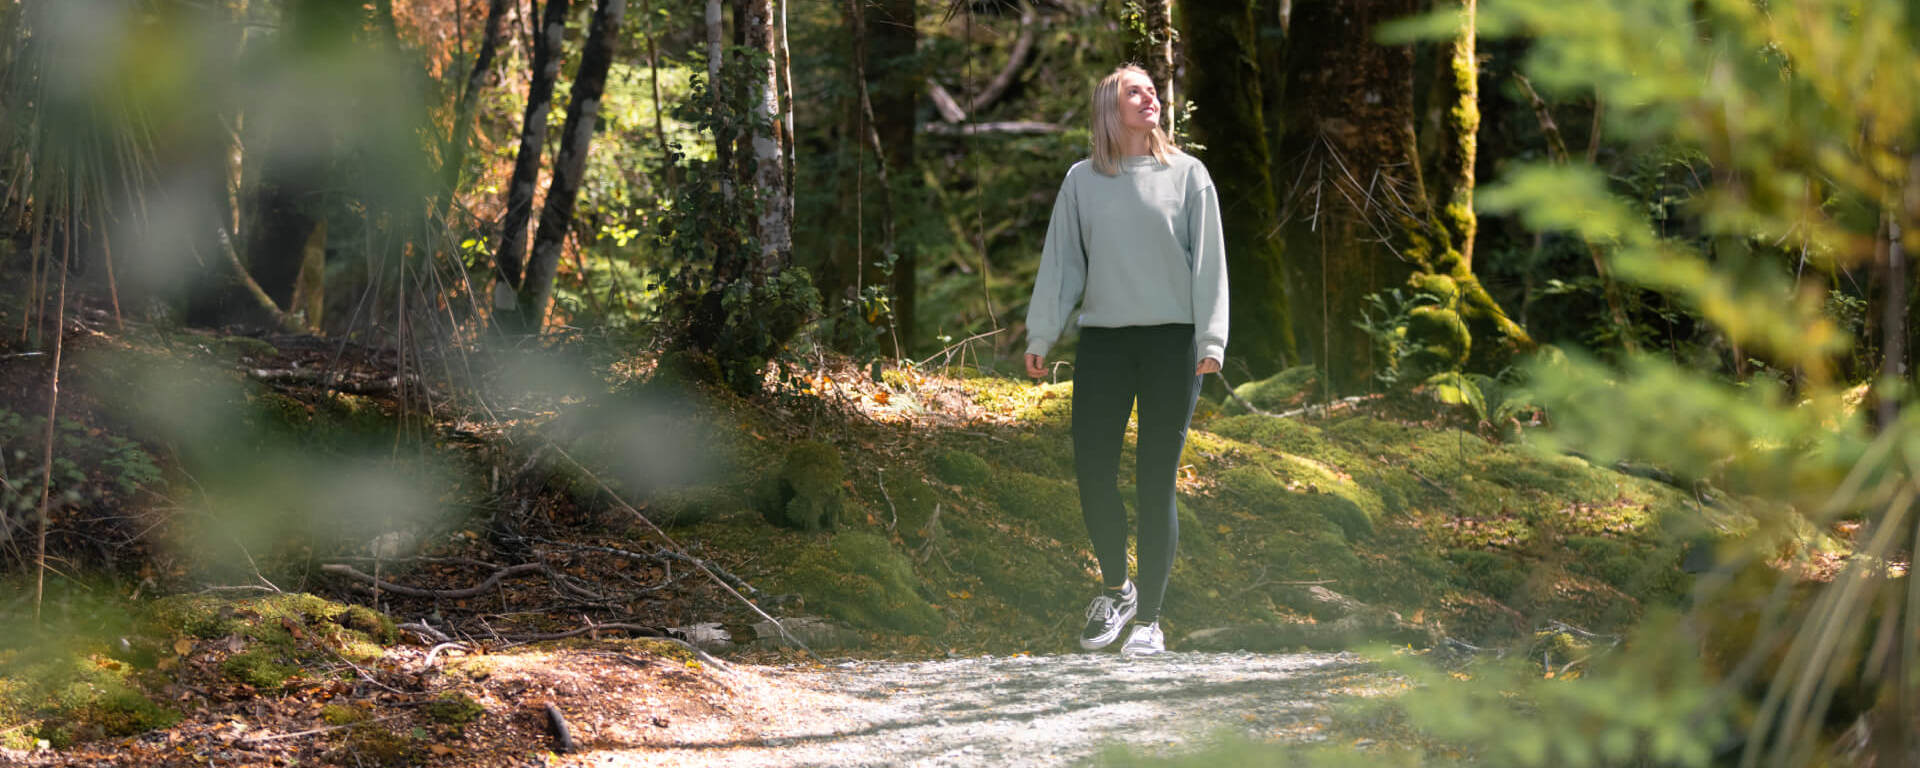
[1079,581,1137,650]
[1121,621,1165,658]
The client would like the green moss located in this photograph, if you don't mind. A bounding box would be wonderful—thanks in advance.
[932,450,991,487]
[138,593,397,693]
[332,723,421,768]
[759,440,846,531]
[1208,413,1331,456]
[1223,366,1323,414]
[1409,272,1461,305]
[650,485,752,527]
[962,379,1074,424]
[1403,306,1472,379]
[779,531,940,635]
[221,648,300,689]
[1449,549,1527,598]
[321,703,368,726]
[426,693,485,731]
[985,470,1083,546]
[882,472,939,544]
[0,649,180,748]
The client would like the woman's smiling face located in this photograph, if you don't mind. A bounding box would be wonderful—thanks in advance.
[1116,70,1160,135]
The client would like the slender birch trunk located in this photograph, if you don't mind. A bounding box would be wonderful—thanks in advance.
[521,0,628,329]
[492,0,570,331]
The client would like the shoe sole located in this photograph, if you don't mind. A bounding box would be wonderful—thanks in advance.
[1120,643,1164,658]
[1078,600,1137,650]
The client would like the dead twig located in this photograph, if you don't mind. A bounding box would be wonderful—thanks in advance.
[422,641,472,667]
[540,444,812,654]
[240,714,408,745]
[1213,370,1277,416]
[501,622,670,642]
[876,468,899,532]
[321,561,550,599]
[397,621,453,644]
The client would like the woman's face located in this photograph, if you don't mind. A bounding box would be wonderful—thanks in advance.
[1116,71,1160,135]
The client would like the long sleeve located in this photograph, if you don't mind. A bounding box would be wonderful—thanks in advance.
[1187,179,1230,364]
[1024,171,1087,357]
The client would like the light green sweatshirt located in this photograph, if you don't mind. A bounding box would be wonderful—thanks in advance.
[1024,152,1230,364]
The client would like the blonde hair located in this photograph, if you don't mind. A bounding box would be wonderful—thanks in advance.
[1090,65,1176,176]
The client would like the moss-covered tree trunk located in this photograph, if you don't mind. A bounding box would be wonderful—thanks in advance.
[1180,0,1293,376]
[1277,0,1527,392]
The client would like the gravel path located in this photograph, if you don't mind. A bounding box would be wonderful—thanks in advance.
[611,650,1382,768]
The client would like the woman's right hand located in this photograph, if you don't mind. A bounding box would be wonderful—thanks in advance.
[1025,353,1047,379]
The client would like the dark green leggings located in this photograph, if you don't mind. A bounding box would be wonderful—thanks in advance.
[1071,323,1201,623]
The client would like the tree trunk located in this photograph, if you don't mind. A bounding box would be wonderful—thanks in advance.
[521,0,627,330]
[1136,0,1174,133]
[437,0,509,221]
[744,0,790,270]
[1277,0,1527,392]
[1277,0,1416,391]
[846,0,901,350]
[1180,0,1292,375]
[865,0,916,349]
[492,0,570,333]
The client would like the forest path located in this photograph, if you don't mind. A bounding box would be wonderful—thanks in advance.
[587,650,1387,768]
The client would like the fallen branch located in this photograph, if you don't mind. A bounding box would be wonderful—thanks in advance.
[926,0,1036,121]
[501,622,670,642]
[542,444,811,654]
[520,536,750,597]
[921,120,1062,136]
[240,714,407,745]
[246,367,415,397]
[398,621,454,644]
[545,702,575,754]
[423,641,472,667]
[1213,371,1276,417]
[321,562,550,599]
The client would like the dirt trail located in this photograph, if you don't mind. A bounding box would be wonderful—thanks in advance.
[582,650,1383,768]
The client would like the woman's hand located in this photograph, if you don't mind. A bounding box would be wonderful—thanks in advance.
[1195,357,1221,376]
[1026,353,1048,379]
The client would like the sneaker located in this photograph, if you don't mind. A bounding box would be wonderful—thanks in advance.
[1121,621,1165,658]
[1079,582,1137,650]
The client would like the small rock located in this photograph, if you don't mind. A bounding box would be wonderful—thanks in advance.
[670,622,735,653]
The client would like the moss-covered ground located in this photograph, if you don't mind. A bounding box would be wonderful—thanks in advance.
[639,364,1704,655]
[0,584,399,749]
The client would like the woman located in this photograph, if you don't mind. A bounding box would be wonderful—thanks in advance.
[1023,65,1228,657]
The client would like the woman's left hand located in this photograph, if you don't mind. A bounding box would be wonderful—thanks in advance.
[1195,357,1221,375]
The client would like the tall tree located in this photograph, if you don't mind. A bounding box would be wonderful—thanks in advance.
[1135,0,1173,134]
[1276,0,1527,391]
[865,0,917,349]
[521,0,628,329]
[743,0,791,268]
[492,0,571,333]
[1180,0,1292,376]
[435,0,509,223]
